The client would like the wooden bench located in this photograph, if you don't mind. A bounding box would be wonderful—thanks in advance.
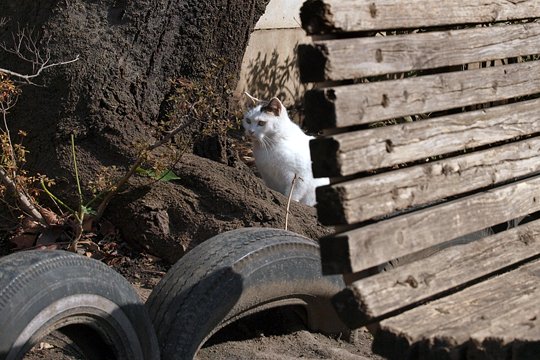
[297,1,540,358]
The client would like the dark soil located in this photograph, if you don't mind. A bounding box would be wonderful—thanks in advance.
[106,153,330,263]
[1,1,382,358]
[0,0,329,262]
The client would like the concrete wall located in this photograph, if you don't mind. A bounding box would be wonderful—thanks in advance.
[255,0,303,29]
[236,0,310,109]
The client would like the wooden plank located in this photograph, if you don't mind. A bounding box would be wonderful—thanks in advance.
[317,137,540,225]
[468,307,540,359]
[304,60,540,131]
[320,174,540,274]
[372,258,540,360]
[338,218,540,325]
[299,23,540,82]
[311,98,540,178]
[300,0,540,34]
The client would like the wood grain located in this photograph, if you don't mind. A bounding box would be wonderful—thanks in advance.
[340,219,540,324]
[373,258,540,359]
[468,305,540,358]
[320,174,540,274]
[310,98,540,178]
[300,0,540,34]
[316,137,540,225]
[299,23,540,82]
[304,60,540,131]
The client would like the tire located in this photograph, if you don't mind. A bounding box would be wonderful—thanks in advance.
[146,227,349,360]
[0,250,160,360]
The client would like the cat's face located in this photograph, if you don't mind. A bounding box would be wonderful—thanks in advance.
[243,97,284,144]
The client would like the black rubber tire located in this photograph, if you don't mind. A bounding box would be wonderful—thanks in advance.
[146,227,349,360]
[0,250,160,360]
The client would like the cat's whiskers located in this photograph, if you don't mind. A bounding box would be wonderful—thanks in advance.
[259,137,270,155]
[261,135,277,155]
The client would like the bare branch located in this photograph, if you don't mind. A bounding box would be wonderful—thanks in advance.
[0,55,80,84]
[1,109,16,177]
[94,118,194,221]
[0,22,78,227]
[0,166,47,226]
[148,118,194,151]
[244,91,262,106]
[285,174,301,231]
[0,25,80,84]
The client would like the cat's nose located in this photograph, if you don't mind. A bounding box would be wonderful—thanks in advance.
[248,130,255,136]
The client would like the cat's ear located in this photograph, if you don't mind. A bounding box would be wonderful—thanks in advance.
[262,97,282,117]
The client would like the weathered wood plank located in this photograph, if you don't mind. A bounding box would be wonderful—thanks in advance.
[299,23,540,82]
[304,60,540,131]
[467,304,540,359]
[372,259,540,360]
[317,137,540,225]
[300,0,540,34]
[320,175,540,274]
[338,219,540,325]
[310,98,540,178]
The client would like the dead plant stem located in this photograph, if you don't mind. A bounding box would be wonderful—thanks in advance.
[0,56,80,85]
[94,119,192,221]
[0,165,47,225]
[285,174,300,231]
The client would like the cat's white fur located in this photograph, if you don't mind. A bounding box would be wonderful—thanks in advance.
[243,97,329,206]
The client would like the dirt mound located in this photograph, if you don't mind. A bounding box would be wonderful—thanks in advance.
[0,2,368,359]
[107,154,329,263]
[0,0,331,262]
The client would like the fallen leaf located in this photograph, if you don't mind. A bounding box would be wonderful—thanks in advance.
[10,233,37,249]
[40,208,60,225]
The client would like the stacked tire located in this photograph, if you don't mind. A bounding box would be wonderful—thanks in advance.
[0,228,347,360]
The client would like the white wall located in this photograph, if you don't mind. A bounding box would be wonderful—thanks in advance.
[255,0,304,29]
[236,0,310,109]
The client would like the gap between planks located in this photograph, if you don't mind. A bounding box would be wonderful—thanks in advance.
[299,22,540,82]
[304,60,540,131]
[339,217,540,324]
[372,257,540,360]
[316,135,540,225]
[320,174,540,274]
[300,0,540,34]
[310,97,540,178]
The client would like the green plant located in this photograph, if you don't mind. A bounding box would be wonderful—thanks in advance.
[0,17,208,251]
[1,68,194,250]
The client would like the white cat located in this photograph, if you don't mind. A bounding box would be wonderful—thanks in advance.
[243,97,329,206]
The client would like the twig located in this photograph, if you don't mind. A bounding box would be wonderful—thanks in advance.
[0,26,80,85]
[141,269,166,276]
[0,165,47,225]
[94,156,143,222]
[285,174,300,231]
[70,134,84,220]
[0,55,79,84]
[244,91,261,106]
[148,118,193,151]
[41,179,76,214]
[1,109,16,178]
[94,119,193,221]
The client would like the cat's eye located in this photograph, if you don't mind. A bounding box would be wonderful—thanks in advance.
[245,119,251,124]
[257,121,266,126]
